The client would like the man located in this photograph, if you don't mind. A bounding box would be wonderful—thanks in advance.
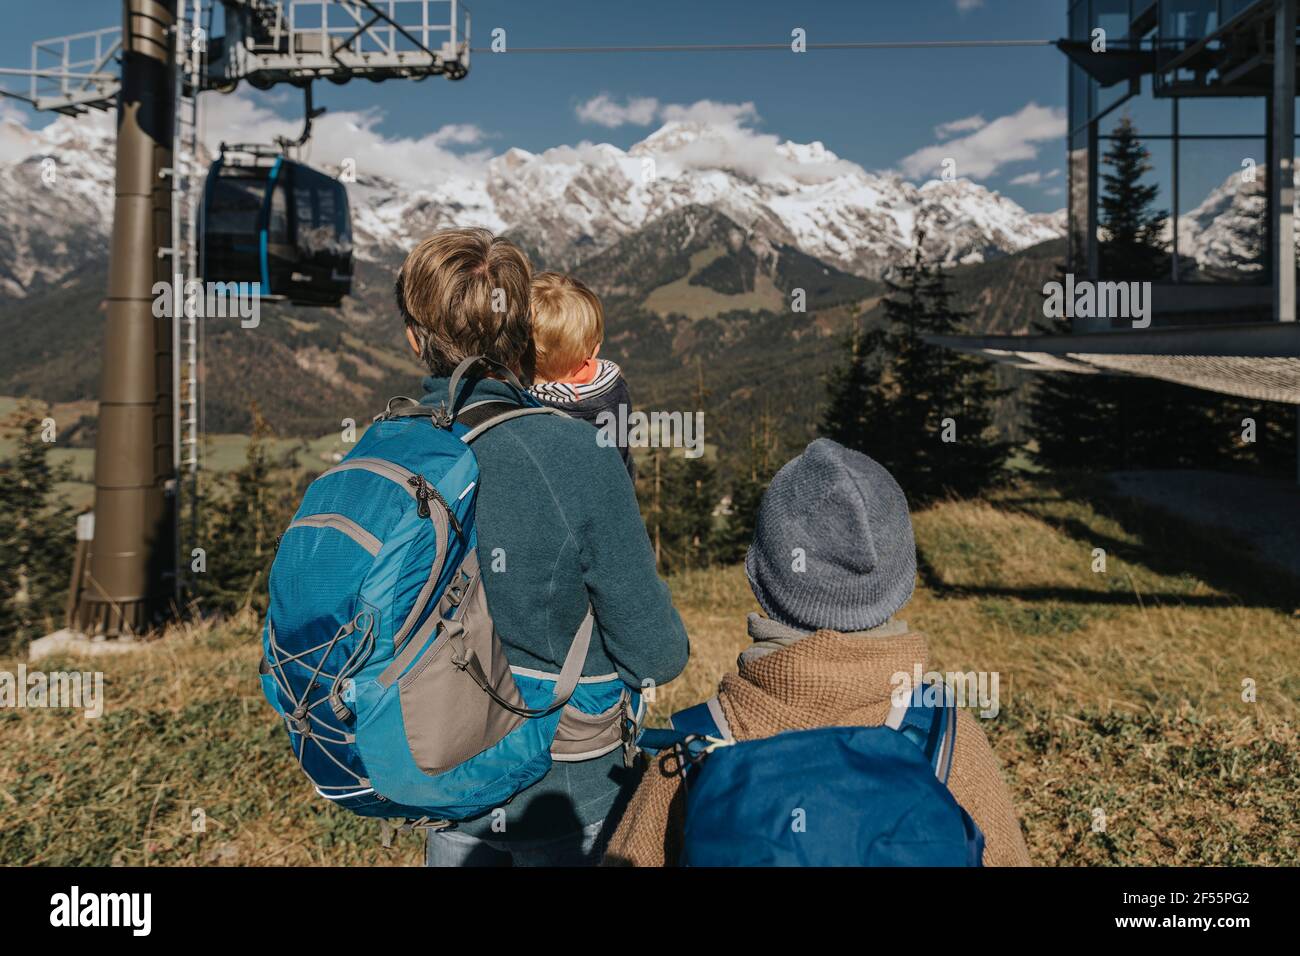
[395,228,690,866]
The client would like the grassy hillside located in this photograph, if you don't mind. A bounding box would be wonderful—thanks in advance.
[2,475,1296,866]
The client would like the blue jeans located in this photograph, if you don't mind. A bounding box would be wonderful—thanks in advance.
[425,818,608,867]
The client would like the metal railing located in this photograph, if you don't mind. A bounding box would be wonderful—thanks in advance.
[29,27,121,112]
[216,0,470,81]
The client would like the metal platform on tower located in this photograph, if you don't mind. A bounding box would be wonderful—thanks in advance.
[0,27,122,114]
[209,0,470,89]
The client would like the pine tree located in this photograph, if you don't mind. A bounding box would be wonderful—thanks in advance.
[822,236,1010,503]
[0,409,76,652]
[678,455,718,568]
[719,409,780,562]
[822,325,875,454]
[1099,116,1169,281]
[195,406,295,615]
[643,451,717,574]
[1025,322,1120,470]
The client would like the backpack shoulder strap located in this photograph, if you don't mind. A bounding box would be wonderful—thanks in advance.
[887,682,958,785]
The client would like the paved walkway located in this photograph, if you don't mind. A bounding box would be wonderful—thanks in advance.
[1107,470,1300,581]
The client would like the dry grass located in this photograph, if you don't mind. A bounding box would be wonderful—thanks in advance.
[2,476,1297,866]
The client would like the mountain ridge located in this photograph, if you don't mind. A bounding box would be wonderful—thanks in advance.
[0,111,1068,299]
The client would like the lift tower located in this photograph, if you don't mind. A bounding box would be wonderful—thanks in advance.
[82,0,180,635]
[2,1,472,638]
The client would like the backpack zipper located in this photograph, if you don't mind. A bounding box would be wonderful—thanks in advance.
[407,474,464,542]
[319,457,461,540]
[285,513,383,556]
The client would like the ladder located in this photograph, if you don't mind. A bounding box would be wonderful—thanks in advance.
[163,0,209,606]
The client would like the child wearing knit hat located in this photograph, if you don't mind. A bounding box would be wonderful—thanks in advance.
[603,437,1031,867]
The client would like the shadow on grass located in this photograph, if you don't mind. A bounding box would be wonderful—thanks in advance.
[918,472,1300,613]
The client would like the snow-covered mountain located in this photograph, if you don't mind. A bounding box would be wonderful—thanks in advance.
[352,120,1066,279]
[0,113,116,297]
[0,111,1067,298]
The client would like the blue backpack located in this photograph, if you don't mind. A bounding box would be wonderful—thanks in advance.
[260,356,639,824]
[638,685,985,866]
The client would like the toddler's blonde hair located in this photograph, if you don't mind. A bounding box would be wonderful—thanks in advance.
[530,272,604,380]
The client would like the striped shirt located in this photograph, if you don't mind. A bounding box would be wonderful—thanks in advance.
[528,359,624,405]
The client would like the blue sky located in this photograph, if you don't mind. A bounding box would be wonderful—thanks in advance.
[0,0,1072,211]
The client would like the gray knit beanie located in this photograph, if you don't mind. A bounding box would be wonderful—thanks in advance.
[744,438,916,633]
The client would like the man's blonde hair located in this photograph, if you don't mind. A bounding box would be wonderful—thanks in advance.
[530,272,605,380]
[396,227,534,378]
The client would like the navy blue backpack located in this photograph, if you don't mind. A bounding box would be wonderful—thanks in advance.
[639,685,985,866]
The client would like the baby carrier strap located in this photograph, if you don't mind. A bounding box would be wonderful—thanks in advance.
[375,354,564,434]
[446,354,530,413]
[454,399,566,442]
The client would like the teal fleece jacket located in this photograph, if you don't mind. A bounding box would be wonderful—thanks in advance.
[419,374,690,840]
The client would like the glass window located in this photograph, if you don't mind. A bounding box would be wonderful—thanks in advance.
[335,185,352,245]
[1070,0,1089,42]
[1094,0,1132,46]
[1176,137,1268,284]
[1161,0,1221,42]
[316,183,335,230]
[1223,0,1265,21]
[294,176,319,231]
[1070,64,1091,133]
[1097,78,1130,118]
[293,166,349,256]
[1068,143,1092,273]
[1180,97,1264,136]
[267,179,289,243]
[1101,75,1172,136]
[206,174,263,235]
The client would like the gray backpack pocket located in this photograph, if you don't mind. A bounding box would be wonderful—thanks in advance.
[393,571,528,774]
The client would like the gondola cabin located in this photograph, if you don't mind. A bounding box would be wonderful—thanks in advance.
[200,150,353,306]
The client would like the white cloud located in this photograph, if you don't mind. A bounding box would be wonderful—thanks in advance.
[570,95,850,184]
[934,114,987,140]
[575,94,661,128]
[658,99,760,127]
[574,94,761,131]
[956,0,985,10]
[630,99,861,185]
[1009,168,1063,187]
[199,91,491,187]
[899,102,1067,181]
[427,123,489,147]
